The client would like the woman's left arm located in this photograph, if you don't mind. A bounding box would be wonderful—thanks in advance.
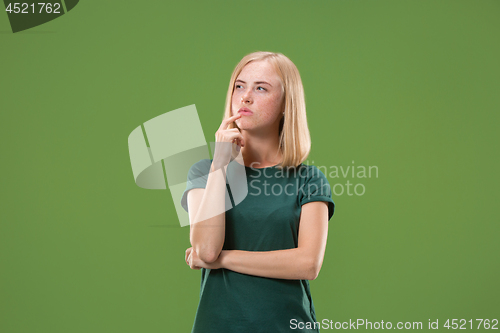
[187,201,329,280]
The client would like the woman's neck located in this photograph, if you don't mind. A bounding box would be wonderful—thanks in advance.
[239,137,282,168]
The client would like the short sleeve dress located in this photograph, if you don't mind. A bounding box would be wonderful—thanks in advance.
[180,159,335,333]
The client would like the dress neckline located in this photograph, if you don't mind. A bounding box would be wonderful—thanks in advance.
[232,161,281,170]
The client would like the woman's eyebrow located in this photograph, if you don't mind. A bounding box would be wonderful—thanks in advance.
[235,79,272,87]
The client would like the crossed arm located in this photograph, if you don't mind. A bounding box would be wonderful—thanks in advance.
[186,201,329,280]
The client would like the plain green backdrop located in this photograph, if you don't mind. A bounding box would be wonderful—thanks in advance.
[1,1,499,332]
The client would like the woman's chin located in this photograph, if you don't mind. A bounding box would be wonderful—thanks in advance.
[236,119,252,129]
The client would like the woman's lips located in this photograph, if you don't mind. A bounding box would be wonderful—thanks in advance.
[238,108,253,115]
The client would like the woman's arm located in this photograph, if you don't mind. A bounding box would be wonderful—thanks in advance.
[188,201,329,280]
[188,162,228,263]
[189,114,244,263]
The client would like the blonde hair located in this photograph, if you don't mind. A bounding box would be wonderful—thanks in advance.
[223,51,311,169]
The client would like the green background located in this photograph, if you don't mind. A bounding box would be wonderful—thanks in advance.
[1,0,498,332]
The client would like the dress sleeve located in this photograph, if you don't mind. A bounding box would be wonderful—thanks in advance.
[180,159,212,213]
[299,165,335,221]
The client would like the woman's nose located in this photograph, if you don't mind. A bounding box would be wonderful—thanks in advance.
[241,90,252,103]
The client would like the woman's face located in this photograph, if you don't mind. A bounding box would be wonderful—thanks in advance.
[231,60,284,131]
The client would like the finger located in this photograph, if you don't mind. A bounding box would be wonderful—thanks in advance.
[219,114,242,131]
[233,135,245,147]
[226,132,245,147]
[215,129,240,142]
[191,261,202,270]
[233,138,244,148]
[190,264,201,270]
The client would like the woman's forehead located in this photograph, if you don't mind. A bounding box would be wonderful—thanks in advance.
[237,60,280,83]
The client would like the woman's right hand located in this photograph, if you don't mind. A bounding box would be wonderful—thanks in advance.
[212,113,245,169]
[186,247,201,270]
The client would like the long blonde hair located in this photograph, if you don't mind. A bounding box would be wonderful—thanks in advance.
[223,51,311,169]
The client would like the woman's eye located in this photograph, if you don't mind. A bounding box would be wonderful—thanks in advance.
[234,85,265,91]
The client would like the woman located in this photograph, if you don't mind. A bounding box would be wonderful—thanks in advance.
[180,51,335,332]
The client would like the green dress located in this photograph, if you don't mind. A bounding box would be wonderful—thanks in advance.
[181,159,335,333]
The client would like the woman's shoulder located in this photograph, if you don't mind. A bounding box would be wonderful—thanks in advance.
[296,163,328,180]
[186,159,212,179]
[190,158,212,169]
